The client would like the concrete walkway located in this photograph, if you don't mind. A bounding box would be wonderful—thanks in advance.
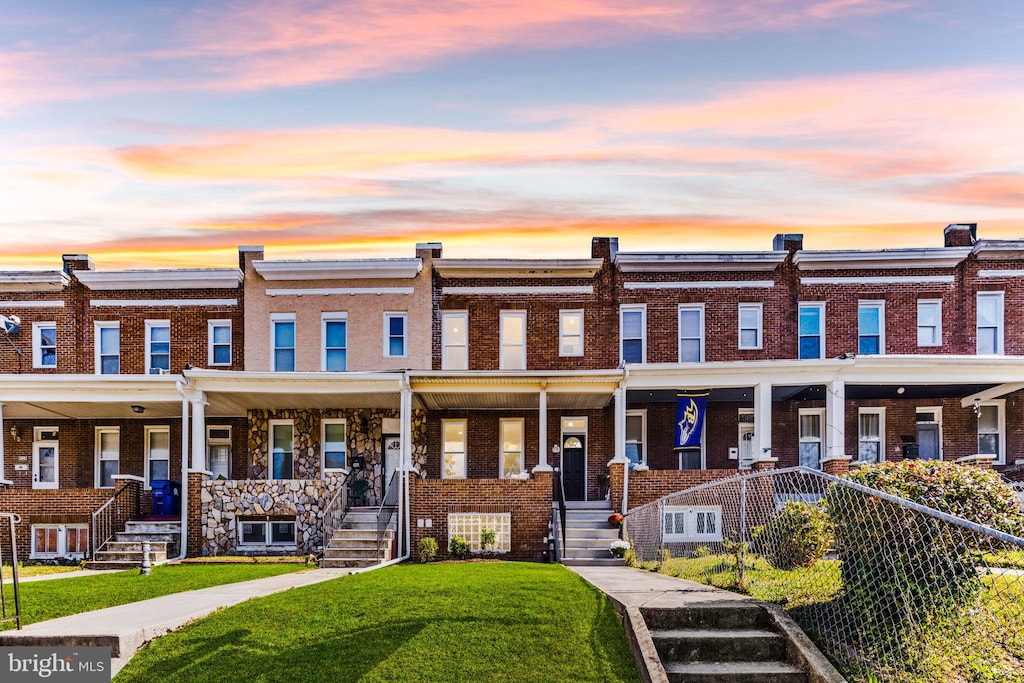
[570,564,755,611]
[0,567,352,677]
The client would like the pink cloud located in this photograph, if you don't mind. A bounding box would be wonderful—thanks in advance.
[914,174,1024,208]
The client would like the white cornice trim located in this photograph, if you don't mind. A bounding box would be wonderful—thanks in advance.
[624,280,774,290]
[973,240,1024,260]
[793,248,970,271]
[91,298,238,307]
[267,287,414,297]
[801,275,954,286]
[76,269,243,290]
[434,259,602,279]
[0,271,69,291]
[441,285,594,296]
[0,300,65,308]
[615,252,785,273]
[980,269,1024,278]
[253,259,422,281]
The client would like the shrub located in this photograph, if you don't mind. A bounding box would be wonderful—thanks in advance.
[691,545,711,558]
[417,537,438,563]
[480,528,496,551]
[754,500,832,570]
[449,535,470,560]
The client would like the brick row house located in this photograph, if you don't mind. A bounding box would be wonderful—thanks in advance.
[2,223,1024,565]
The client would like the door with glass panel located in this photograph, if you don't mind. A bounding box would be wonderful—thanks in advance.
[33,427,59,489]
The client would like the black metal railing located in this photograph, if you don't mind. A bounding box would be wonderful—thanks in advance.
[0,513,22,630]
[377,471,400,562]
[91,479,141,558]
[553,467,567,561]
[320,480,349,559]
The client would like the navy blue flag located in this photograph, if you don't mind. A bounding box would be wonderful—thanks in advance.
[674,391,709,450]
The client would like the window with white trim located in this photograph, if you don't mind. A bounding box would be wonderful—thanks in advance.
[95,427,120,488]
[620,305,645,364]
[95,321,119,374]
[145,425,170,486]
[976,292,1004,355]
[442,419,467,479]
[678,304,704,362]
[499,311,526,370]
[858,301,884,355]
[858,408,885,464]
[322,313,347,371]
[270,421,293,480]
[798,409,824,470]
[442,311,468,370]
[559,310,584,357]
[978,401,1005,465]
[384,312,407,358]
[239,519,296,547]
[271,314,295,372]
[663,506,722,542]
[31,525,88,559]
[322,419,347,473]
[917,299,942,347]
[798,303,824,359]
[499,419,524,478]
[448,513,511,553]
[208,320,232,366]
[738,303,762,350]
[145,320,170,373]
[625,410,646,466]
[32,321,57,368]
[207,426,232,480]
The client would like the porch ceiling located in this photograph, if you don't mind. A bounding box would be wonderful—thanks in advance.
[205,390,401,416]
[415,391,613,411]
[1,400,184,420]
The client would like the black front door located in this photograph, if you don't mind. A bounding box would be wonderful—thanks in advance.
[562,435,585,501]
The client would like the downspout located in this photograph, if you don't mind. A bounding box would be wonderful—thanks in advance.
[173,379,190,561]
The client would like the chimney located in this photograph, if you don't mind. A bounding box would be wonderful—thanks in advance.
[238,245,264,273]
[943,223,977,248]
[772,233,803,252]
[415,241,443,260]
[591,237,618,261]
[61,254,94,274]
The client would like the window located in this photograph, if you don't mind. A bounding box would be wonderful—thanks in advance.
[95,321,119,374]
[858,408,885,464]
[322,313,347,371]
[738,303,762,350]
[145,426,170,486]
[239,519,296,547]
[271,314,295,371]
[977,402,1005,465]
[499,419,524,478]
[384,312,407,358]
[917,299,942,347]
[32,427,58,489]
[442,311,468,370]
[977,292,1004,355]
[31,525,88,559]
[499,311,526,370]
[799,409,824,470]
[95,427,120,487]
[448,513,511,553]
[679,451,702,470]
[32,322,57,368]
[625,410,646,466]
[798,303,825,359]
[858,301,884,355]
[678,304,704,362]
[662,506,723,542]
[322,419,347,473]
[620,305,646,363]
[270,421,293,480]
[208,320,232,366]
[145,320,170,373]
[442,419,467,479]
[559,310,584,357]
[207,426,232,480]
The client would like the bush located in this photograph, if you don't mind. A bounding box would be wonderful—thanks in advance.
[754,500,832,570]
[691,545,711,558]
[449,535,470,560]
[417,537,438,563]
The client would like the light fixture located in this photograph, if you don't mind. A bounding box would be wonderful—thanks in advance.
[552,445,561,454]
[973,398,982,418]
[9,426,18,441]
[896,387,905,395]
[130,405,145,414]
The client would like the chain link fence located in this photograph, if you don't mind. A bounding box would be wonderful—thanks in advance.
[624,466,1024,682]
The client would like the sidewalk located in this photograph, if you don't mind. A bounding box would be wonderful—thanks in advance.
[0,567,351,676]
[569,564,755,610]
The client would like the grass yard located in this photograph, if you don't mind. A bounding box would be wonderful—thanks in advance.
[1,564,82,581]
[0,563,308,630]
[115,562,642,683]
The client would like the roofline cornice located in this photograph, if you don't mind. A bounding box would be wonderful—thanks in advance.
[75,269,243,290]
[614,252,786,273]
[0,271,70,291]
[433,259,603,279]
[253,259,422,281]
[793,248,971,271]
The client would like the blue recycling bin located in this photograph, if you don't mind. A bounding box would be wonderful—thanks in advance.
[151,480,181,516]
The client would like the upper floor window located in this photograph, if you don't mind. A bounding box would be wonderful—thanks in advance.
[738,303,762,350]
[678,304,704,362]
[145,320,170,374]
[559,310,584,357]
[625,410,646,466]
[798,408,823,470]
[271,314,295,372]
[976,292,1004,355]
[858,301,884,355]
[442,419,467,479]
[798,303,824,360]
[384,312,407,358]
[858,408,884,464]
[620,305,646,364]
[32,322,57,368]
[322,313,347,371]
[442,311,468,370]
[208,320,232,366]
[95,321,119,375]
[499,419,524,478]
[499,311,526,370]
[917,299,942,347]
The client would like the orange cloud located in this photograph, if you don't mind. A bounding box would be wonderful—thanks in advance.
[914,174,1024,208]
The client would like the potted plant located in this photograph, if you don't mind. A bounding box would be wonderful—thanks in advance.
[609,540,630,558]
[608,512,624,528]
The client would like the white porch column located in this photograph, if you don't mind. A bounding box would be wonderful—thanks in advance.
[612,384,628,463]
[534,386,552,472]
[190,393,207,471]
[753,382,773,461]
[399,378,412,558]
[180,395,190,474]
[825,379,846,462]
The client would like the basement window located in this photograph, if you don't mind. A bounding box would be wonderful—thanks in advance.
[448,513,511,553]
[662,506,722,543]
[31,525,89,559]
[239,519,296,547]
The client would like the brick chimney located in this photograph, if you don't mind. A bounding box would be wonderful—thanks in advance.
[238,245,264,273]
[61,254,94,274]
[772,233,803,252]
[415,242,443,260]
[591,237,618,261]
[943,223,977,247]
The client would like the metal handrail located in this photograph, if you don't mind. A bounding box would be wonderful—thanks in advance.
[376,471,399,562]
[553,467,567,561]
[0,513,22,630]
[320,479,349,556]
[90,480,140,558]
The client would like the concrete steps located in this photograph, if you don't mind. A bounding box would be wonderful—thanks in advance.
[85,520,181,570]
[560,509,623,566]
[320,507,394,569]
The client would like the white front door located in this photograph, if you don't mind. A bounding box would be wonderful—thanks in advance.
[738,422,755,470]
[33,427,59,489]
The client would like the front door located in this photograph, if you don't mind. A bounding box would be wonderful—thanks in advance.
[562,435,585,501]
[917,423,940,460]
[382,433,400,488]
[33,427,58,489]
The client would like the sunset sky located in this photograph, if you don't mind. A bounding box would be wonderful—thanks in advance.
[2,1,1023,268]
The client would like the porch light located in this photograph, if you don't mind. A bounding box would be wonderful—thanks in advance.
[131,405,146,414]
[973,398,982,418]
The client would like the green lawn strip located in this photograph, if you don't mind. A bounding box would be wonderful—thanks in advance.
[115,562,642,683]
[1,563,308,630]
[2,564,82,581]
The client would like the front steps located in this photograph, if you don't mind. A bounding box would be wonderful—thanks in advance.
[321,507,394,569]
[643,602,807,683]
[560,507,623,567]
[85,520,181,570]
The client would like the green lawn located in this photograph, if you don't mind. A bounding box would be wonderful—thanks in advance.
[115,562,642,683]
[0,563,308,630]
[1,564,82,581]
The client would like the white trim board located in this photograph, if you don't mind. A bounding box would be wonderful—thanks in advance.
[624,280,774,290]
[90,298,238,307]
[442,286,594,295]
[0,300,65,308]
[267,287,413,296]
[980,270,1024,278]
[801,276,954,286]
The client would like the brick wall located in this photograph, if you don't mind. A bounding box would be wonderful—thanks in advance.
[618,466,750,510]
[0,487,114,559]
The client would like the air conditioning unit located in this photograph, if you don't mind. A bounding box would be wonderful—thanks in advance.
[149,367,169,375]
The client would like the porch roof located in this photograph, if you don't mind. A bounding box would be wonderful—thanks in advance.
[407,370,623,410]
[0,374,185,419]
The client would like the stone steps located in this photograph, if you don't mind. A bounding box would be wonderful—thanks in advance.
[319,512,394,569]
[561,509,623,566]
[662,660,806,683]
[86,520,181,570]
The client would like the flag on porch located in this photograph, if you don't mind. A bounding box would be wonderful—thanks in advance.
[674,390,710,450]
